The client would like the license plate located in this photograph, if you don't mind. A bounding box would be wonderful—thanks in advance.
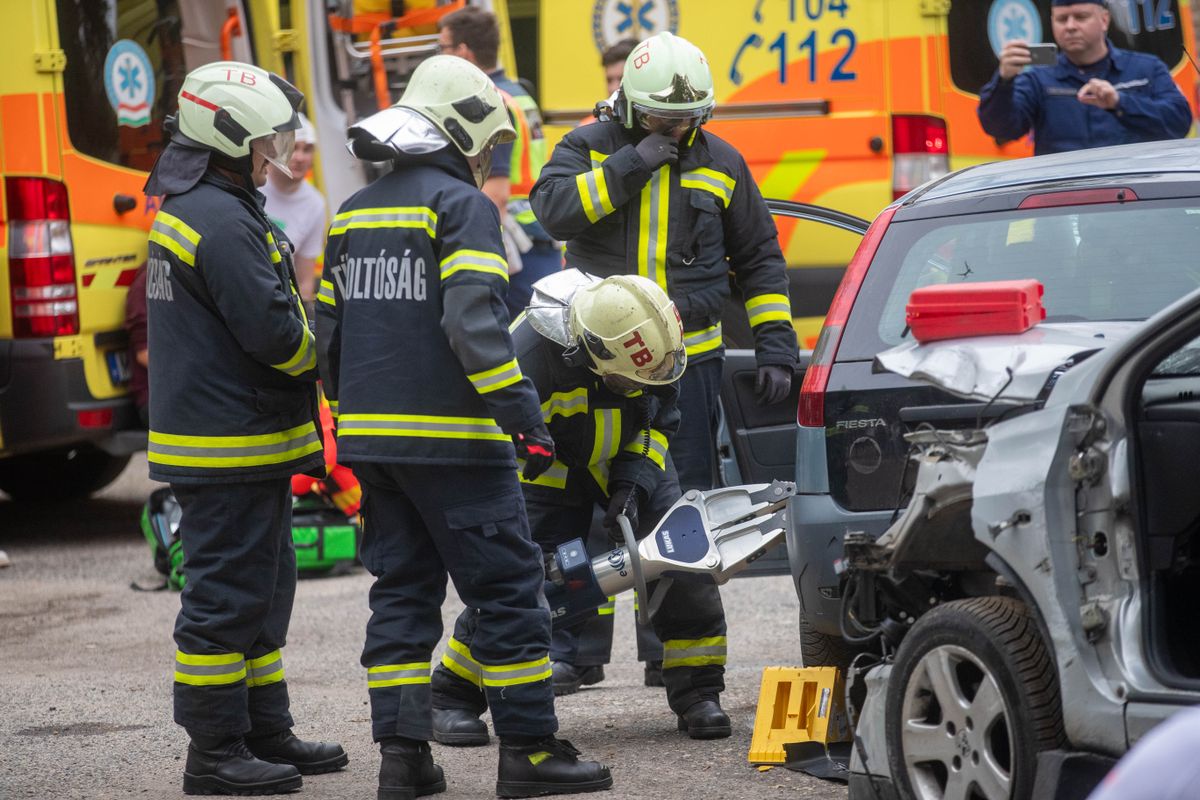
[106,349,131,386]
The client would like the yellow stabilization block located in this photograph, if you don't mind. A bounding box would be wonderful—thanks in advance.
[748,666,850,764]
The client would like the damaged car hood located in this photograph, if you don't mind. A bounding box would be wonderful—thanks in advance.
[875,322,1139,403]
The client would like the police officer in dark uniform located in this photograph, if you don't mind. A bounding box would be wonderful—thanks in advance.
[430,270,732,740]
[529,32,798,737]
[144,61,347,796]
[978,0,1190,155]
[316,56,611,800]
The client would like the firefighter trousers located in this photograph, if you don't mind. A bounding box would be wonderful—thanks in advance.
[354,462,557,742]
[670,358,724,492]
[172,479,296,738]
[433,461,727,716]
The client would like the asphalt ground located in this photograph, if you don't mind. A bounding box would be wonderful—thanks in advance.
[0,455,848,800]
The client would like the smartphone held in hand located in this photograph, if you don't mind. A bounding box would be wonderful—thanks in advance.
[1027,43,1058,66]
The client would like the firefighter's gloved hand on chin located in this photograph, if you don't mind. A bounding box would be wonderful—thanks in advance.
[604,483,644,544]
[636,133,678,169]
[514,422,556,480]
[755,364,792,405]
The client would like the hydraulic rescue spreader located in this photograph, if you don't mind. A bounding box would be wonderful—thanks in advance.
[544,481,796,626]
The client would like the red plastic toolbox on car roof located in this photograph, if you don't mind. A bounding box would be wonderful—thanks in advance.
[906,280,1045,343]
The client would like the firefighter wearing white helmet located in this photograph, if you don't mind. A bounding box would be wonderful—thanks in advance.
[570,273,685,391]
[143,61,347,795]
[319,59,612,798]
[430,269,702,741]
[530,31,799,738]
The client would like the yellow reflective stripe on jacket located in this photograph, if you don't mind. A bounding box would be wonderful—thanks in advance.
[541,387,588,422]
[588,461,611,494]
[441,638,482,687]
[265,232,283,264]
[745,293,792,327]
[318,279,337,307]
[246,650,284,688]
[681,167,737,208]
[509,310,527,332]
[175,651,246,686]
[684,324,722,357]
[623,429,669,470]
[480,655,552,687]
[637,165,670,291]
[327,399,339,419]
[589,408,622,466]
[662,636,728,669]
[271,330,316,377]
[337,413,507,441]
[519,458,568,489]
[597,596,616,616]
[468,358,524,394]
[439,249,509,281]
[150,211,201,267]
[328,207,437,238]
[149,422,322,469]
[575,167,616,224]
[367,661,431,689]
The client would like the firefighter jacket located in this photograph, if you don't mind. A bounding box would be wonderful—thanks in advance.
[511,315,680,499]
[315,148,543,468]
[529,121,797,370]
[146,172,324,484]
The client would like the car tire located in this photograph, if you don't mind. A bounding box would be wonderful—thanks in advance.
[0,446,131,501]
[885,596,1064,800]
[799,613,861,671]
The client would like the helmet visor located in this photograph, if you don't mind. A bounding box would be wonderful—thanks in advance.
[635,345,686,384]
[634,108,710,137]
[251,129,297,178]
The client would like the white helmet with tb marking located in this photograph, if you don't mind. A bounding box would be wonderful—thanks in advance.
[568,274,686,389]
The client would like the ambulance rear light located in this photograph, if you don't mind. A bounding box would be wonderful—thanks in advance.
[5,177,79,338]
[891,115,950,200]
[798,205,898,427]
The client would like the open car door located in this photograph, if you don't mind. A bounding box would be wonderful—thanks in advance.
[722,201,868,576]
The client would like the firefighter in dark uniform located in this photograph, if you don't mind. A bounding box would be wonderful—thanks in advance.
[315,56,611,799]
[529,32,799,736]
[430,270,731,740]
[144,62,347,796]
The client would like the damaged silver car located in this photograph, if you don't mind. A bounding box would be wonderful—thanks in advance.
[840,291,1200,800]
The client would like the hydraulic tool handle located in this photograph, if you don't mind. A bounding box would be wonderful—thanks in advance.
[616,513,652,627]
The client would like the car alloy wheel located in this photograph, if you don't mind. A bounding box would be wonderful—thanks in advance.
[885,596,1064,800]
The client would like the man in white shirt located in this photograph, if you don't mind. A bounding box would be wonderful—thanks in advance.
[261,113,327,304]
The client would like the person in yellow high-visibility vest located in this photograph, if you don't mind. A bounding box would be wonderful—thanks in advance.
[437,6,561,319]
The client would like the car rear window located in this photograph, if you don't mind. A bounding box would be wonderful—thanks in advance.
[55,1,253,171]
[947,0,1186,95]
[839,198,1200,359]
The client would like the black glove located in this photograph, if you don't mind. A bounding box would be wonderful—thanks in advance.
[603,483,641,544]
[635,133,679,170]
[755,364,793,405]
[513,422,555,481]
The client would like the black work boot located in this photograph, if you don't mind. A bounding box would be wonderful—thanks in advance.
[496,736,613,797]
[431,707,489,746]
[378,738,446,800]
[643,660,664,688]
[245,729,349,775]
[183,735,303,795]
[676,698,732,740]
[551,662,605,696]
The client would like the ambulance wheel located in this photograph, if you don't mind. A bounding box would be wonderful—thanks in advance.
[0,446,131,501]
[885,596,1064,800]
